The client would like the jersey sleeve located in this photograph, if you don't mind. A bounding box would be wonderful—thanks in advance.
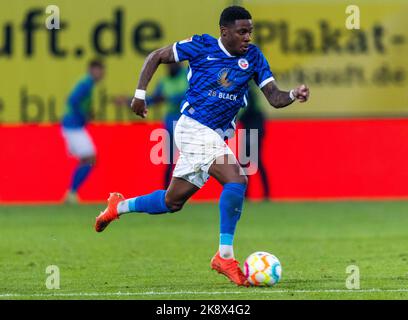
[253,49,275,89]
[172,35,204,62]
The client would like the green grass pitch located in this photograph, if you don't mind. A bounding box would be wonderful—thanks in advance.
[1,200,408,300]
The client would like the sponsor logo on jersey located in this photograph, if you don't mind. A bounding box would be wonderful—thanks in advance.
[217,68,233,88]
[207,90,238,101]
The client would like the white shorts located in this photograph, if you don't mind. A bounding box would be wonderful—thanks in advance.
[61,127,96,158]
[173,115,235,188]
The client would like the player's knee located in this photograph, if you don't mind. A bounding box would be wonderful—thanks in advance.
[232,164,248,186]
[167,202,184,213]
[80,156,96,166]
[239,174,248,186]
[164,196,185,213]
[222,165,248,186]
[230,174,248,186]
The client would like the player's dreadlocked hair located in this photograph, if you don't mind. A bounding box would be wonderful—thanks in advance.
[219,6,252,27]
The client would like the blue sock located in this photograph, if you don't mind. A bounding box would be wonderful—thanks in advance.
[71,163,92,192]
[219,183,247,258]
[122,190,171,214]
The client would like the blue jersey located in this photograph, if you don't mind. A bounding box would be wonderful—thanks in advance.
[173,34,274,132]
[62,75,94,129]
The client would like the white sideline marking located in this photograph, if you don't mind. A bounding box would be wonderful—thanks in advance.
[2,289,408,298]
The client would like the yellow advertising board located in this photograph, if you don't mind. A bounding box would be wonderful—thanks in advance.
[243,0,408,118]
[0,0,228,123]
[0,0,407,123]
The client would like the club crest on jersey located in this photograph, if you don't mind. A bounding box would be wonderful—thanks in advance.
[238,58,249,70]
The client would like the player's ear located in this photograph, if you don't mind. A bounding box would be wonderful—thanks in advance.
[220,26,228,38]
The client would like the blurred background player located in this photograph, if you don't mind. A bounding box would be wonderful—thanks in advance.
[239,82,270,201]
[61,59,105,203]
[146,63,188,188]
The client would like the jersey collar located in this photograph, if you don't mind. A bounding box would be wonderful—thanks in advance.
[218,38,235,57]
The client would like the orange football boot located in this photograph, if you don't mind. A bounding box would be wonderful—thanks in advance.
[95,192,124,232]
[210,252,249,287]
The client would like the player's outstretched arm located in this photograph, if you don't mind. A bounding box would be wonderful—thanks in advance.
[130,45,175,118]
[261,81,310,108]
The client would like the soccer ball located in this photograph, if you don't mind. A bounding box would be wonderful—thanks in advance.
[244,252,282,286]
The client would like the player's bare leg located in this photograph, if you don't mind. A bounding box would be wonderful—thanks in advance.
[95,177,199,232]
[164,177,200,212]
[208,154,249,286]
[208,155,247,185]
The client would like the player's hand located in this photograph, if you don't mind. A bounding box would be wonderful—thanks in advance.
[293,84,310,103]
[130,97,148,118]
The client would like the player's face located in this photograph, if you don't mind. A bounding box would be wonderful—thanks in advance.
[222,19,253,55]
[90,66,105,82]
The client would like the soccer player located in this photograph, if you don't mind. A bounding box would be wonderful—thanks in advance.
[61,59,105,203]
[95,6,309,286]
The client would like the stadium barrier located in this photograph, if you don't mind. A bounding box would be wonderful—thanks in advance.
[2,118,408,203]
